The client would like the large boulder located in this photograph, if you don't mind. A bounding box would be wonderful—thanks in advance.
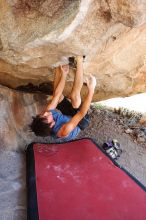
[0,0,146,101]
[0,85,51,150]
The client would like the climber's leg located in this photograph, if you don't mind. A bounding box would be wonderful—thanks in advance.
[70,56,83,108]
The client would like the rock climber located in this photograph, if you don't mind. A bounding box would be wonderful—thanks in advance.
[30,56,96,142]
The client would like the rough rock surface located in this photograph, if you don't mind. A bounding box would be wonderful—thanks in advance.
[0,0,146,101]
[0,83,92,149]
[0,85,52,150]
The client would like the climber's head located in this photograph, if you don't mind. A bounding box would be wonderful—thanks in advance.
[30,111,55,137]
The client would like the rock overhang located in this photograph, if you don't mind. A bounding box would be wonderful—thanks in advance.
[0,0,146,101]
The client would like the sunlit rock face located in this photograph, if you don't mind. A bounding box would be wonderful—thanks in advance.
[0,0,146,101]
[108,0,146,26]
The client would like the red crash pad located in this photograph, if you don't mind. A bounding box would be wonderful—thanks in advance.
[27,138,146,220]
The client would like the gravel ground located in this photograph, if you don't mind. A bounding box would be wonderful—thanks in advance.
[78,106,146,186]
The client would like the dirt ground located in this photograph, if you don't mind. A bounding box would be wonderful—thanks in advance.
[78,105,146,187]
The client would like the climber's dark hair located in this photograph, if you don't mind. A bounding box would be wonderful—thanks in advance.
[29,115,52,137]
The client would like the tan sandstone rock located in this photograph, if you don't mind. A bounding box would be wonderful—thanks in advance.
[0,0,146,101]
[0,84,51,150]
[139,115,146,126]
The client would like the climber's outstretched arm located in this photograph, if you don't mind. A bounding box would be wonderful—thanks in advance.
[57,75,96,137]
[45,65,69,111]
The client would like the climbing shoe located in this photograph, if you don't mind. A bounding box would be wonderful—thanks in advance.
[112,139,122,157]
[102,139,122,160]
[68,55,86,69]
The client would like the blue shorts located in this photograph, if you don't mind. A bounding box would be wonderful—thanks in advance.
[57,97,90,130]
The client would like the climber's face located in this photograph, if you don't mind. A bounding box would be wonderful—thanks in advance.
[41,111,55,128]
